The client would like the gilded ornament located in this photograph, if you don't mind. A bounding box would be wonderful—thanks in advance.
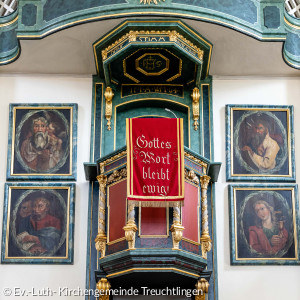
[107,168,127,184]
[191,87,200,131]
[96,174,107,257]
[123,221,138,249]
[184,169,199,185]
[184,151,208,174]
[128,31,137,42]
[170,202,184,249]
[95,233,107,258]
[102,150,127,167]
[195,278,209,300]
[200,175,211,259]
[123,203,137,249]
[140,0,165,4]
[96,278,111,300]
[104,87,114,131]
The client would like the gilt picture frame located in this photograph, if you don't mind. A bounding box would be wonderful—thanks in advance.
[226,105,295,181]
[6,103,78,181]
[229,184,299,265]
[1,183,75,264]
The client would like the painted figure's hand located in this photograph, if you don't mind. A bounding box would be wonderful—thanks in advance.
[241,146,253,155]
[271,235,282,246]
[22,234,39,244]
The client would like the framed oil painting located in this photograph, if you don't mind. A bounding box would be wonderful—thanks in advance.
[6,103,78,181]
[226,105,295,181]
[1,183,75,264]
[229,184,299,265]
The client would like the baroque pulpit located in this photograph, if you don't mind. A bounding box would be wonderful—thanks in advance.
[84,19,221,300]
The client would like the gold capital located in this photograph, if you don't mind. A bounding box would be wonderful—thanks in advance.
[200,175,210,190]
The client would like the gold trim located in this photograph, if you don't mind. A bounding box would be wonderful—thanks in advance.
[233,186,299,261]
[182,237,200,246]
[107,237,126,245]
[0,48,20,65]
[184,152,208,174]
[102,150,127,170]
[230,107,293,177]
[123,47,182,83]
[5,186,71,260]
[0,15,18,28]
[135,53,169,76]
[107,267,199,278]
[284,17,300,30]
[140,0,165,4]
[283,52,300,68]
[114,98,190,151]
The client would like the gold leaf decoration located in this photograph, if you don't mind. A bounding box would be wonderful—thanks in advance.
[140,0,165,4]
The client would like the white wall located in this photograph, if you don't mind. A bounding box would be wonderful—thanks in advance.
[213,77,300,300]
[0,75,299,300]
[0,75,92,300]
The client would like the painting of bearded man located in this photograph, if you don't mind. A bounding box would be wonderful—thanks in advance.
[7,104,77,180]
[241,118,280,171]
[226,105,295,181]
[20,116,62,172]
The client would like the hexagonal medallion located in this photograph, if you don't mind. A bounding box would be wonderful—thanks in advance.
[135,53,169,76]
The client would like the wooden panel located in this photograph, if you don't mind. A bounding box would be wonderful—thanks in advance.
[182,181,199,243]
[140,207,167,236]
[107,179,127,243]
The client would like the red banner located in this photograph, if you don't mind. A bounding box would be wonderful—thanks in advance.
[126,118,184,206]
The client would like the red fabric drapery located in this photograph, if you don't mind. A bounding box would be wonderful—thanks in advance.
[126,118,184,207]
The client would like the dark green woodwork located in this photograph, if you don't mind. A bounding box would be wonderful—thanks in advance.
[283,11,300,69]
[93,20,212,86]
[1,1,299,68]
[43,0,126,22]
[0,10,19,65]
[22,4,37,26]
[264,6,280,29]
[86,29,220,297]
[172,0,257,24]
[14,0,286,40]
[95,249,209,292]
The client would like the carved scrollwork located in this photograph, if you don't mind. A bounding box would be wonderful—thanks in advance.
[107,168,127,184]
[184,151,208,173]
[184,169,199,185]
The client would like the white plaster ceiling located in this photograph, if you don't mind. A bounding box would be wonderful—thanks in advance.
[0,17,299,76]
